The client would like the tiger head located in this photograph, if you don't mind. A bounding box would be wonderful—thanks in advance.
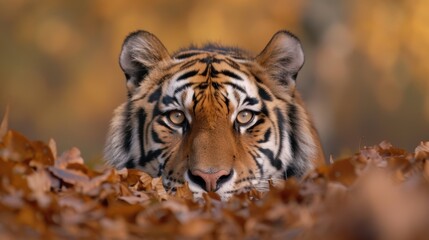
[105,30,324,200]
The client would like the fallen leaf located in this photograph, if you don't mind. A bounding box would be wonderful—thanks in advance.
[175,182,193,200]
[327,158,358,186]
[48,166,90,185]
[415,141,429,153]
[55,147,84,168]
[0,131,34,162]
[80,169,118,194]
[27,170,52,208]
[30,141,54,167]
[152,177,168,200]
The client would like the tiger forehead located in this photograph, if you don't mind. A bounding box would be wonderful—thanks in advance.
[175,54,240,114]
[157,53,257,118]
[174,51,249,70]
[170,52,253,84]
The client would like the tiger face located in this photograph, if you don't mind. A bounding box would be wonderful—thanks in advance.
[105,30,324,200]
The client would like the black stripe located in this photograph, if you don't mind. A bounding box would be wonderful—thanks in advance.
[201,63,211,76]
[125,157,135,168]
[258,85,273,101]
[285,162,302,178]
[157,73,173,85]
[258,147,282,170]
[275,108,286,161]
[287,104,299,159]
[122,101,133,153]
[198,82,209,90]
[139,149,164,167]
[180,59,199,70]
[214,94,225,110]
[192,92,198,114]
[151,129,164,144]
[211,82,221,89]
[161,150,171,159]
[177,70,199,81]
[137,108,146,164]
[175,52,199,59]
[199,56,221,64]
[210,65,219,77]
[224,58,241,70]
[246,118,265,132]
[157,164,163,177]
[248,150,264,177]
[174,82,194,94]
[128,68,149,88]
[157,118,174,131]
[260,103,269,117]
[257,128,271,143]
[254,76,263,83]
[230,55,245,60]
[222,93,230,114]
[162,95,178,106]
[149,86,162,103]
[160,154,172,177]
[221,70,242,80]
[152,103,162,118]
[244,97,259,106]
[223,82,246,93]
[278,104,305,178]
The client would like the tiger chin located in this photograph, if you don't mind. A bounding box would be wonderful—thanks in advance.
[104,30,325,201]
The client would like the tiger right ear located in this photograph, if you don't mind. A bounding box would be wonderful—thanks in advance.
[119,30,170,93]
[256,31,304,88]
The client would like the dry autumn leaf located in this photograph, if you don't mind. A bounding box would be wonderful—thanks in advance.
[415,141,429,154]
[55,147,83,168]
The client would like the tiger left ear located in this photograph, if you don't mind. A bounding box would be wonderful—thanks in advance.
[256,31,304,86]
[119,30,171,93]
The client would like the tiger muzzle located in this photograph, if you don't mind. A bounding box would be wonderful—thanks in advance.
[187,119,236,192]
[188,169,233,192]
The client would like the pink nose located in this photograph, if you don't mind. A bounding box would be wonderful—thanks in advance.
[189,169,232,192]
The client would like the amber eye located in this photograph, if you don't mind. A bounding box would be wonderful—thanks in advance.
[168,110,186,125]
[236,110,254,125]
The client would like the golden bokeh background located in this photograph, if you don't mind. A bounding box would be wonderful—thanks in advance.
[1,0,428,163]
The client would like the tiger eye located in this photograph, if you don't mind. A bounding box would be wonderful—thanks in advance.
[168,110,185,125]
[236,110,254,125]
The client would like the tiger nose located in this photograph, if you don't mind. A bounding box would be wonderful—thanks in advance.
[188,169,233,192]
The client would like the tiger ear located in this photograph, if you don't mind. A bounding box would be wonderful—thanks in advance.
[256,31,304,87]
[119,30,170,93]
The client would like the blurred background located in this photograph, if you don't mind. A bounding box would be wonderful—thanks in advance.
[1,0,428,164]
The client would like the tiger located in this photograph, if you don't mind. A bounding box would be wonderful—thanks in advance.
[104,30,325,201]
